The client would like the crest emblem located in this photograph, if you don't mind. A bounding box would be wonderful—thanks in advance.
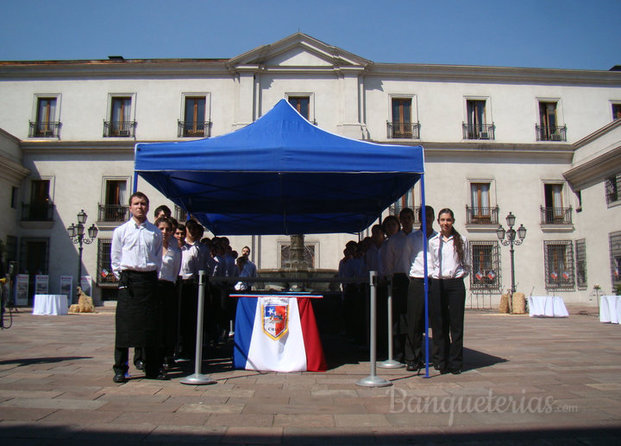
[262,301,289,340]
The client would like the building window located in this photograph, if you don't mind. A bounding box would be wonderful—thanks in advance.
[463,100,494,140]
[97,239,117,285]
[19,238,49,276]
[104,96,135,137]
[543,240,575,290]
[575,239,587,289]
[29,97,61,137]
[537,101,566,141]
[388,97,419,139]
[179,96,210,137]
[610,232,621,292]
[470,241,501,290]
[279,241,317,269]
[541,183,572,224]
[11,187,18,209]
[466,182,498,224]
[174,205,187,222]
[288,96,310,120]
[606,173,621,206]
[612,103,621,121]
[22,179,54,221]
[99,179,129,222]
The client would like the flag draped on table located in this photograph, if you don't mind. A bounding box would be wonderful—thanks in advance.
[233,296,327,372]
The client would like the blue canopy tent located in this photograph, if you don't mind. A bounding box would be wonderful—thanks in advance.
[134,99,425,235]
[133,99,432,377]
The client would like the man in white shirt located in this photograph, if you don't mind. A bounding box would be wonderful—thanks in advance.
[383,208,415,362]
[404,206,436,372]
[111,192,163,383]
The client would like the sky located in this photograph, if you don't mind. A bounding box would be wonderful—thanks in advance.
[1,0,620,70]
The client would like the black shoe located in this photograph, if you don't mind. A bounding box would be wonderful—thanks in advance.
[439,369,450,375]
[134,360,145,371]
[450,369,462,375]
[406,361,417,372]
[113,372,127,383]
[146,369,169,380]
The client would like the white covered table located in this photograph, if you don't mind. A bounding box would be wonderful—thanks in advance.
[528,296,569,318]
[32,294,68,316]
[599,295,621,324]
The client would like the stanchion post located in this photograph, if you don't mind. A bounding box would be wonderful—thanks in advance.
[378,277,403,369]
[357,271,392,387]
[180,270,216,385]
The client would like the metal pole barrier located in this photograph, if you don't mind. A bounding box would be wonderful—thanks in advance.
[181,270,216,385]
[379,277,403,369]
[357,271,392,387]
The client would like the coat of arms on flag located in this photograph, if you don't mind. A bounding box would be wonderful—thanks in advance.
[262,301,289,340]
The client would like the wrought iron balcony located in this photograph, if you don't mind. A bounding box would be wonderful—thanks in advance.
[21,202,54,221]
[177,120,212,138]
[98,204,129,222]
[536,124,567,142]
[388,203,421,225]
[466,205,499,225]
[103,120,136,137]
[387,121,420,139]
[540,206,573,225]
[463,123,495,140]
[29,121,61,138]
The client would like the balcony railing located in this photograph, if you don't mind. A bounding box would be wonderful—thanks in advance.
[540,206,573,225]
[388,203,421,225]
[177,120,212,138]
[98,204,129,222]
[536,124,567,142]
[29,121,61,138]
[103,120,136,137]
[387,121,421,139]
[21,202,54,221]
[466,205,499,225]
[462,123,495,140]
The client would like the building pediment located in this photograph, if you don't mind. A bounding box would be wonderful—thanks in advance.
[227,32,370,71]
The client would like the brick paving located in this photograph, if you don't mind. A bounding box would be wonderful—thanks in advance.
[0,303,620,444]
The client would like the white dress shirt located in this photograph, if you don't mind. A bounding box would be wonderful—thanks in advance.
[159,244,181,283]
[111,218,162,279]
[407,229,437,278]
[429,232,471,279]
[179,242,201,280]
[383,230,413,276]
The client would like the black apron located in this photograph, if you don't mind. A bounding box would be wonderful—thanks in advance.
[115,270,160,348]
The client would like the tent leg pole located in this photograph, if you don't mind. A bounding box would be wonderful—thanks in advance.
[357,271,391,387]
[180,271,216,385]
[379,277,403,368]
[421,173,431,379]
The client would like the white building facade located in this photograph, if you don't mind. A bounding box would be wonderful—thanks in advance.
[0,33,620,305]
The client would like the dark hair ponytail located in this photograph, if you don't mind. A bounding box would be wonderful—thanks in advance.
[438,208,465,265]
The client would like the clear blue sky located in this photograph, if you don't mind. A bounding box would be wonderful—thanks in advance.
[1,0,619,70]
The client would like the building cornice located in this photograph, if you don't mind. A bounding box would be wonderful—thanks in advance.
[563,145,621,190]
[573,119,621,149]
[0,154,30,182]
[367,63,621,86]
[20,140,136,155]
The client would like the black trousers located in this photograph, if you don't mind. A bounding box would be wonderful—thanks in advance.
[404,278,434,365]
[391,273,409,362]
[430,278,466,372]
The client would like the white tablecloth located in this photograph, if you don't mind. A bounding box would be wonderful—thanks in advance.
[600,295,621,324]
[528,296,569,318]
[32,294,68,316]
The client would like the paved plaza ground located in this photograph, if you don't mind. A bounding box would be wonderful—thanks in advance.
[0,302,620,445]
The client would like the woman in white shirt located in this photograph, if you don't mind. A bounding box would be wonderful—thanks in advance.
[155,217,181,371]
[429,208,470,375]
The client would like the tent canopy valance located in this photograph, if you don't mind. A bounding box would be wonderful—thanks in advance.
[134,99,424,235]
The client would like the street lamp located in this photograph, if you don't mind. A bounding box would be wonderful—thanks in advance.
[67,209,98,303]
[496,212,526,311]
